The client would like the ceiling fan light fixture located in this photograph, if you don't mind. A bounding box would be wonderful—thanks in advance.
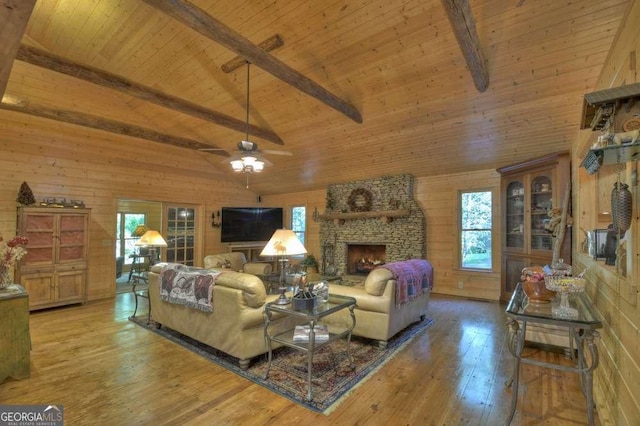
[241,155,257,166]
[253,159,265,172]
[230,159,244,172]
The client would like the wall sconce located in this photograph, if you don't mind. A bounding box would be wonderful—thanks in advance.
[211,211,221,228]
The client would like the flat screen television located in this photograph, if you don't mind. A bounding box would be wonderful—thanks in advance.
[221,207,284,243]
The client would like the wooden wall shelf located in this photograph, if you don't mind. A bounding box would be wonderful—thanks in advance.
[318,209,410,224]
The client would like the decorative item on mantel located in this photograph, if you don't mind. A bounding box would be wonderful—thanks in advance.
[0,235,28,289]
[347,187,373,212]
[39,197,86,208]
[16,182,36,205]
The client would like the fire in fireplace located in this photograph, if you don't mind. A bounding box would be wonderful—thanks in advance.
[347,244,386,275]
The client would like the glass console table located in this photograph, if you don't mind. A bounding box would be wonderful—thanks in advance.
[263,294,356,401]
[505,283,603,425]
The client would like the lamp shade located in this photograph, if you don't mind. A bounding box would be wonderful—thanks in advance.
[135,230,168,247]
[260,229,307,256]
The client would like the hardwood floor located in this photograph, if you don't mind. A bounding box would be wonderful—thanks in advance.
[0,293,597,425]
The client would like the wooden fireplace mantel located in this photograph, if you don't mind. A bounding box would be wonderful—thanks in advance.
[318,209,410,225]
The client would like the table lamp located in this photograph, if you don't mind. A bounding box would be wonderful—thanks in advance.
[135,230,167,266]
[260,229,307,304]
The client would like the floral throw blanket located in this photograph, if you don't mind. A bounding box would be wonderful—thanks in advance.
[379,259,433,307]
[159,264,221,313]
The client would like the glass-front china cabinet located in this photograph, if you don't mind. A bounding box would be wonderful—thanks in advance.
[498,152,571,302]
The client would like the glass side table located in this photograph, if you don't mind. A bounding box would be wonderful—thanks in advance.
[505,282,603,425]
[263,294,356,401]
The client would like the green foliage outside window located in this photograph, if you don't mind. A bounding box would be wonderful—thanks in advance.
[291,206,306,248]
[461,191,492,270]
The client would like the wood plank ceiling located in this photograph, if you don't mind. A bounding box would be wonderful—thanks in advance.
[0,0,632,195]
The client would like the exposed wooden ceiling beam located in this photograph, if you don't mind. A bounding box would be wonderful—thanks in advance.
[0,100,229,156]
[141,0,363,124]
[441,0,489,93]
[0,0,37,97]
[15,44,284,145]
[221,34,283,73]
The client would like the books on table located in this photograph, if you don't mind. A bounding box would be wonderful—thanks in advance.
[293,324,330,342]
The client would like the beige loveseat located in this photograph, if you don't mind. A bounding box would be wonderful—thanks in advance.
[148,262,295,369]
[203,252,272,276]
[322,261,432,347]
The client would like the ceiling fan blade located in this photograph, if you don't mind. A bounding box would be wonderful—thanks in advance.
[262,149,293,156]
[198,147,227,151]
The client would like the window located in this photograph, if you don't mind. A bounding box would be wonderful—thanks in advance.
[291,206,306,248]
[165,206,196,266]
[460,190,492,270]
[116,213,146,264]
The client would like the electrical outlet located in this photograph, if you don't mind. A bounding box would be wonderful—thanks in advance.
[457,281,464,289]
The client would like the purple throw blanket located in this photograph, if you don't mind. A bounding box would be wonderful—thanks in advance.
[159,264,221,312]
[379,259,433,307]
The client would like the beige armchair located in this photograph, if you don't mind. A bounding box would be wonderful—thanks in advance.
[204,252,272,276]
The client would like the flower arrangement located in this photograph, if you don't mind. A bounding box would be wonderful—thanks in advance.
[0,235,28,288]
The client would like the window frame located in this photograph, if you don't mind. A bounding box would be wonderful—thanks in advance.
[290,205,306,257]
[459,189,494,271]
[116,212,147,265]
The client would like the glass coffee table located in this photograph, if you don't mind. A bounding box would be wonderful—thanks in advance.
[263,294,356,401]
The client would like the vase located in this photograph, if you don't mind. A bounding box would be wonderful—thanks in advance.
[0,267,11,289]
[611,182,632,234]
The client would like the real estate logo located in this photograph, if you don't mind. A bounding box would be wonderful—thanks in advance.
[0,405,63,426]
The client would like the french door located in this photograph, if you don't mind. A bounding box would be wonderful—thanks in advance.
[164,204,202,266]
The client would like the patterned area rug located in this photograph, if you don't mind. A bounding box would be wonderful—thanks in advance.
[129,315,433,414]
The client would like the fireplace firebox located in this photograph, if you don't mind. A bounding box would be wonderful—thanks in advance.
[347,244,386,275]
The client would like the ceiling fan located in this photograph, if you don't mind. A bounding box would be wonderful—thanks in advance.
[198,63,292,169]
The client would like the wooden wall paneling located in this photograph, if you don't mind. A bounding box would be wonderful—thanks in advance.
[0,110,258,301]
[415,171,501,301]
[571,0,640,422]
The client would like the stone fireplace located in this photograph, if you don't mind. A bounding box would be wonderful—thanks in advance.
[319,174,426,276]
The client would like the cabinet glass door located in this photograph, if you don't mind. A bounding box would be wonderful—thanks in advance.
[58,214,87,262]
[530,174,553,252]
[22,214,55,265]
[505,181,525,250]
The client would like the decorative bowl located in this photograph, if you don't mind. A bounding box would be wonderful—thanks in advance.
[522,279,556,304]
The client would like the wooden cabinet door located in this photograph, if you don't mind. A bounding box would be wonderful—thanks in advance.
[58,213,88,264]
[56,268,86,302]
[21,273,55,308]
[20,212,55,267]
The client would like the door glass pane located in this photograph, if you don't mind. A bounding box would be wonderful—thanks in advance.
[166,206,196,266]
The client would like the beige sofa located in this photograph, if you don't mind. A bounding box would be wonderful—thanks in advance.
[203,252,272,276]
[321,263,432,347]
[148,262,295,369]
